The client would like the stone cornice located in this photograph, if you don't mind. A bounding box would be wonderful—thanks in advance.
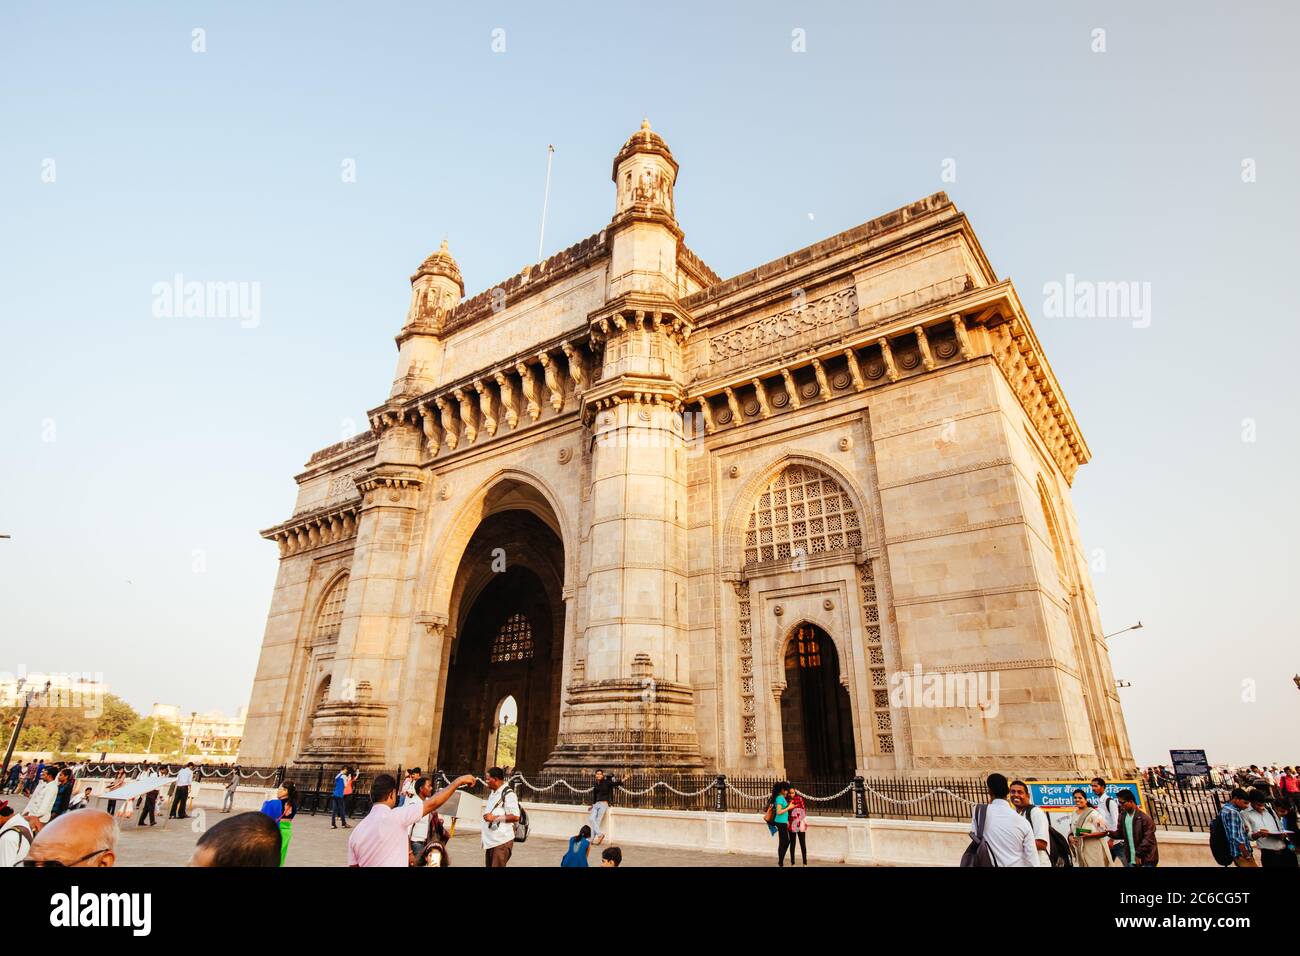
[363,328,596,459]
[586,293,694,346]
[687,281,1089,485]
[260,499,360,558]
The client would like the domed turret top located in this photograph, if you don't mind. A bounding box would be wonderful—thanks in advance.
[412,238,464,292]
[611,118,678,181]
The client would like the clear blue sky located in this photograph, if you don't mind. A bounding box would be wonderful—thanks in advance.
[2,1,1296,766]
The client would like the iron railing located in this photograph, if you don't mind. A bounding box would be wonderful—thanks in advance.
[72,761,1233,831]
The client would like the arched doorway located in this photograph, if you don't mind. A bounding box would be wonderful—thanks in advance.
[780,624,855,779]
[298,675,331,756]
[434,507,564,774]
[486,694,519,770]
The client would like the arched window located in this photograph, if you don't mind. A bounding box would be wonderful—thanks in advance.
[490,612,534,664]
[745,464,861,566]
[312,574,349,645]
[1036,478,1069,584]
[791,625,823,668]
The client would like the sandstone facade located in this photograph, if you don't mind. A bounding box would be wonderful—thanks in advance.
[238,121,1134,779]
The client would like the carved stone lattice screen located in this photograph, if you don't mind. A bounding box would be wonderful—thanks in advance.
[490,612,534,664]
[312,575,349,645]
[858,563,894,754]
[744,465,862,566]
[735,582,756,756]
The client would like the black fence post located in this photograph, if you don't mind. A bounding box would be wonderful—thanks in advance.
[715,774,727,812]
[313,765,324,814]
[853,776,867,818]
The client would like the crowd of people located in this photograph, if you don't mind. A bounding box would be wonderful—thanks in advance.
[0,760,631,868]
[963,771,1300,868]
[8,756,1296,869]
[964,774,1158,867]
[1141,762,1300,799]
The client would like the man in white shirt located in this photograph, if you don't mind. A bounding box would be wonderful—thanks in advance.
[970,773,1038,867]
[400,768,419,806]
[347,771,475,867]
[1243,788,1296,867]
[0,804,34,866]
[481,766,521,867]
[1009,780,1053,866]
[24,767,58,830]
[170,763,194,819]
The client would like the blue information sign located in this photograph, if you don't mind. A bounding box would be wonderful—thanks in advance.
[1025,780,1143,813]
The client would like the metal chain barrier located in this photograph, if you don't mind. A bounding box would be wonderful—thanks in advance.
[861,784,980,808]
[795,783,855,802]
[515,775,592,794]
[618,780,716,798]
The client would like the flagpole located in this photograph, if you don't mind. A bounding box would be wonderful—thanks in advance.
[537,144,555,262]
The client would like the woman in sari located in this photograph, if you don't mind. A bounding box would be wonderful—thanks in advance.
[1067,788,1111,867]
[260,782,298,866]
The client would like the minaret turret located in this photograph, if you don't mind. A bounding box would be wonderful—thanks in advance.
[607,119,681,300]
[392,239,463,397]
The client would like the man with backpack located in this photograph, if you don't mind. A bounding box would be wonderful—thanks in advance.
[1010,779,1069,867]
[481,766,523,867]
[1108,789,1159,867]
[963,773,1037,867]
[1215,788,1257,867]
[0,802,33,867]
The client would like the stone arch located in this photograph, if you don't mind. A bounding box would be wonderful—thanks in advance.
[297,673,333,756]
[722,452,874,575]
[772,615,852,694]
[422,468,575,626]
[1036,474,1070,585]
[775,620,857,779]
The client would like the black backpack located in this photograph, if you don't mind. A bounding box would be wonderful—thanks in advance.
[960,804,999,867]
[497,785,529,844]
[1209,815,1233,866]
[1027,805,1072,867]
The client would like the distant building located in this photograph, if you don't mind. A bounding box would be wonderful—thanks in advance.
[0,672,107,710]
[152,704,247,754]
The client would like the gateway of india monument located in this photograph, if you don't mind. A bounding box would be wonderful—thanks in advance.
[238,121,1134,780]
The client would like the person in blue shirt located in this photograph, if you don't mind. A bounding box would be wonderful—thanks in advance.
[331,767,351,829]
[260,782,297,866]
[561,825,592,867]
[1219,788,1256,867]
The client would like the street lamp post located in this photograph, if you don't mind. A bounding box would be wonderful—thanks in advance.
[2,679,50,779]
[493,714,510,769]
[1102,621,1143,641]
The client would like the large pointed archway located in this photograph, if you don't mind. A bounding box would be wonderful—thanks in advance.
[780,623,856,779]
[433,507,564,775]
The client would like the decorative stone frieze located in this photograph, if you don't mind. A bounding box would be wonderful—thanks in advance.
[261,500,359,557]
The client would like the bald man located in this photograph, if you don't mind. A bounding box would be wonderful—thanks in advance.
[23,808,118,867]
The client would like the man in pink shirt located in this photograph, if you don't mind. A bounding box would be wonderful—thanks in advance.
[348,771,475,867]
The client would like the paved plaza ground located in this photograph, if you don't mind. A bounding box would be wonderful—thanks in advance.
[12,795,854,867]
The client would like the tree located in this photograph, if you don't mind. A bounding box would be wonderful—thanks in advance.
[94,695,139,741]
[117,717,182,754]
